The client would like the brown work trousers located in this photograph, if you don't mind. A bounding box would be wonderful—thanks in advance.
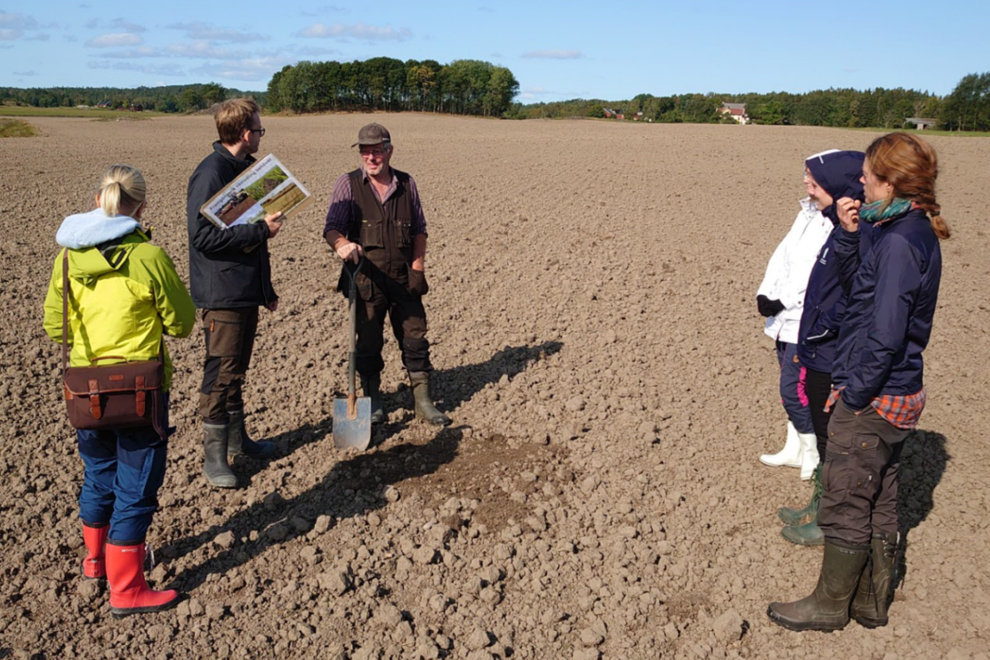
[198,307,258,423]
[818,398,908,546]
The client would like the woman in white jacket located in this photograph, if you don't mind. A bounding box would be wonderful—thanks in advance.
[756,150,838,479]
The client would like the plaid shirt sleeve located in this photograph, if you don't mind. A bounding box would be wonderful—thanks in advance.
[827,386,926,429]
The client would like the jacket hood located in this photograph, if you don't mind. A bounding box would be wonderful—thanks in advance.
[805,150,866,201]
[64,230,147,285]
[56,208,140,250]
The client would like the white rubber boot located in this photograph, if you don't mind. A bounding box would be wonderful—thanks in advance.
[799,432,820,480]
[760,421,804,467]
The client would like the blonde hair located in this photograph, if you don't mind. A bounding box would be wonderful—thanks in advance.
[866,132,950,240]
[98,164,146,217]
[215,98,259,144]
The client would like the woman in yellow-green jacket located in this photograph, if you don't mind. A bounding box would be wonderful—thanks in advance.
[43,164,195,618]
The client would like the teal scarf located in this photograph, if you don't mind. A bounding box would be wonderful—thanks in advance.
[860,197,913,225]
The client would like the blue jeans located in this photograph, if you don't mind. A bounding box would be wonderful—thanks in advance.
[76,397,170,544]
[776,340,813,433]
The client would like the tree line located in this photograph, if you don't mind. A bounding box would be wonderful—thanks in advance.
[3,68,987,131]
[0,83,233,113]
[265,57,518,117]
[508,72,990,131]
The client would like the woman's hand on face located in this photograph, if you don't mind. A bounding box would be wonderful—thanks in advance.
[837,197,862,233]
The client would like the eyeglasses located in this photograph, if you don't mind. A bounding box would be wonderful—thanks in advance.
[360,147,387,158]
[250,127,266,136]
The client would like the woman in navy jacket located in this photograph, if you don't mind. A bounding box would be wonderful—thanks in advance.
[777,150,865,546]
[769,132,950,632]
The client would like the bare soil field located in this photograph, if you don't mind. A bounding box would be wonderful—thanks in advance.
[1,114,988,659]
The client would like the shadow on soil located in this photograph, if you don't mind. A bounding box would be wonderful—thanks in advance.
[165,424,465,592]
[896,428,951,586]
[163,340,562,591]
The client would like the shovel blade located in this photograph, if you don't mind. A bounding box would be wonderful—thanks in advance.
[332,396,372,450]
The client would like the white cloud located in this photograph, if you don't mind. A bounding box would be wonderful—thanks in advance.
[191,56,287,84]
[87,60,184,77]
[166,40,250,60]
[299,22,411,41]
[100,46,161,59]
[86,33,142,48]
[168,21,266,43]
[0,11,39,39]
[110,18,146,33]
[0,11,38,29]
[522,49,582,59]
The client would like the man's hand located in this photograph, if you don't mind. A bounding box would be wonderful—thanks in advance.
[836,197,861,233]
[264,211,284,238]
[335,241,364,264]
[266,299,279,312]
[409,268,429,296]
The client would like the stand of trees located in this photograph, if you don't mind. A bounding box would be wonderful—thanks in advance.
[0,83,233,113]
[508,71,990,132]
[266,57,518,117]
[940,72,990,131]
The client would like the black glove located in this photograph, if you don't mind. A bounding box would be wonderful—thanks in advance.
[757,295,785,318]
[408,268,429,296]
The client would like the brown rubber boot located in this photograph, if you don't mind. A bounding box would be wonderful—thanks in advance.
[850,532,898,628]
[767,540,869,632]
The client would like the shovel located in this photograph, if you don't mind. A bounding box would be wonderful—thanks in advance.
[333,258,371,450]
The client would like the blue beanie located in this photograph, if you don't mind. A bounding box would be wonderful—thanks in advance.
[805,150,865,201]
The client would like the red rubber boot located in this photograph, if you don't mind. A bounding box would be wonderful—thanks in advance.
[82,523,108,579]
[106,543,179,618]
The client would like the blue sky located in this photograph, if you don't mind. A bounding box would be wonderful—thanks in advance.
[1,1,985,102]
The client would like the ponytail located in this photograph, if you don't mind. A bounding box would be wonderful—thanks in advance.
[97,164,146,217]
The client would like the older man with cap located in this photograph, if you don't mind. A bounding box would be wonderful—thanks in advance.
[323,123,450,426]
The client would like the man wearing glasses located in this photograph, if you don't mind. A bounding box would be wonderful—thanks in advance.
[186,98,284,489]
[324,123,451,427]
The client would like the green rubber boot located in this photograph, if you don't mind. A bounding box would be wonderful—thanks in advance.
[778,463,823,525]
[203,423,237,489]
[409,371,451,426]
[359,373,385,424]
[227,409,275,459]
[782,516,824,546]
[850,532,898,628]
[767,540,869,632]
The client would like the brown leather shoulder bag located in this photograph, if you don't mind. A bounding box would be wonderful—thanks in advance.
[60,250,165,438]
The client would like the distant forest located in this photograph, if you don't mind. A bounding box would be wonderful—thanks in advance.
[2,66,988,131]
[510,72,990,131]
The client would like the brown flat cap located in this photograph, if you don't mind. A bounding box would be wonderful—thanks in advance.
[352,123,391,147]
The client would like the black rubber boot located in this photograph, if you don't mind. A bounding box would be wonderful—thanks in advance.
[359,373,385,424]
[203,423,237,488]
[850,532,898,628]
[778,463,823,525]
[226,409,274,459]
[408,371,451,426]
[767,540,869,632]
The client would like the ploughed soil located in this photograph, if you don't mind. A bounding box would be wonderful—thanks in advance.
[1,114,988,659]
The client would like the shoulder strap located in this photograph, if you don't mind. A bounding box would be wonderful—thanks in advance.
[61,250,70,375]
